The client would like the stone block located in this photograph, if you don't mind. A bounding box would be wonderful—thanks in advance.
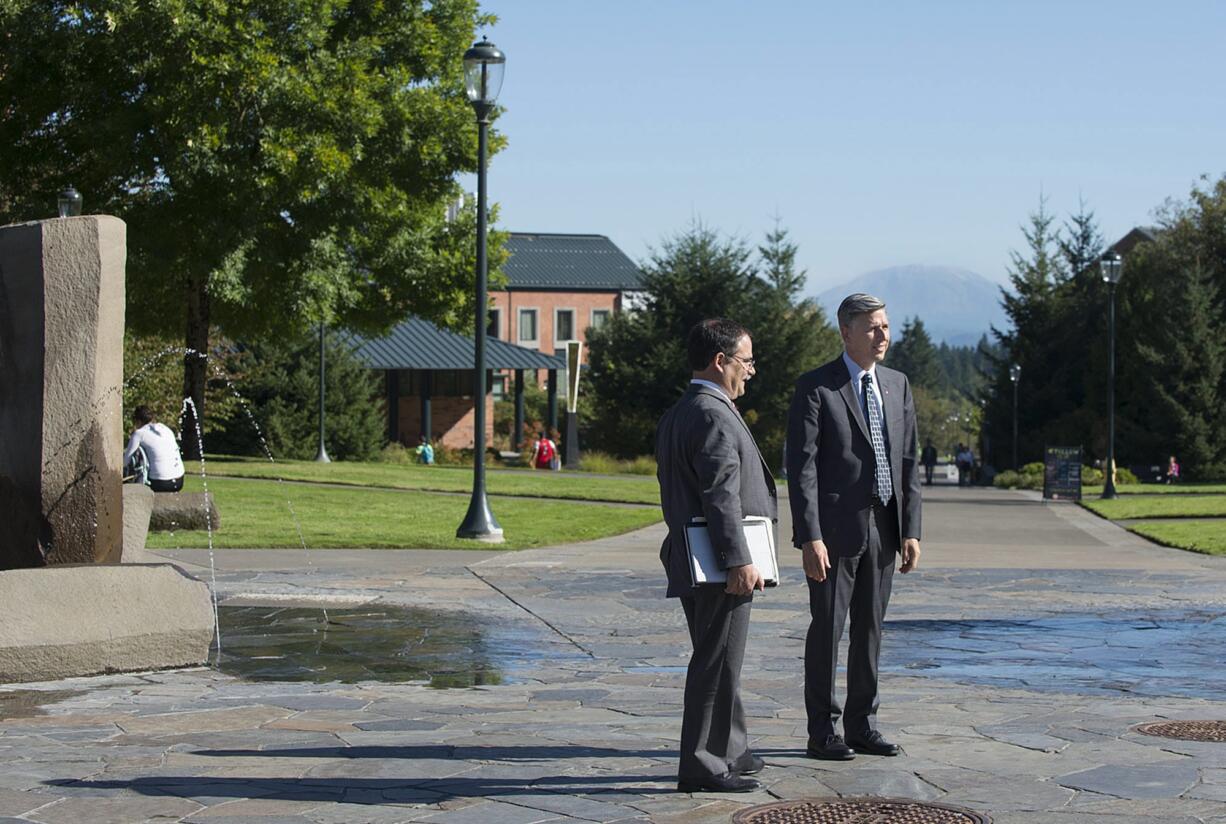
[121,483,156,562]
[0,216,127,569]
[149,492,220,532]
[0,565,214,683]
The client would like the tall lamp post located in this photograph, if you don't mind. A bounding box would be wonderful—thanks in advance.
[1009,363,1021,470]
[456,37,506,542]
[1100,251,1124,499]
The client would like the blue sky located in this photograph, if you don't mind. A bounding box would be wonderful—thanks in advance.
[468,1,1226,293]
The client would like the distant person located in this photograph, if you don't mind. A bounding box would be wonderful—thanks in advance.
[922,440,938,486]
[1165,455,1180,484]
[532,431,557,470]
[123,406,185,493]
[415,434,434,465]
[955,443,974,487]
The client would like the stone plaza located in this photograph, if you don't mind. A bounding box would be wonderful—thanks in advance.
[2,486,1225,823]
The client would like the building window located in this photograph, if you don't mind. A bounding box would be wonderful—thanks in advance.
[487,308,501,339]
[590,309,610,331]
[555,308,575,343]
[518,308,538,344]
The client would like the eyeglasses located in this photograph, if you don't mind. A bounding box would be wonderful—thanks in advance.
[728,354,756,369]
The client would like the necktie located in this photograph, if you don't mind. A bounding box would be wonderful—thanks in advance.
[862,373,892,503]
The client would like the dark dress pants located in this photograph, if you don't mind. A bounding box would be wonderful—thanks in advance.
[678,588,753,780]
[804,500,898,742]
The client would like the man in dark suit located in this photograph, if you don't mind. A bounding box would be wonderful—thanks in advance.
[785,293,922,761]
[657,318,778,793]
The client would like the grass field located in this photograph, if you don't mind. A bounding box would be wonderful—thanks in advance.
[1081,494,1226,520]
[202,456,660,504]
[145,475,662,550]
[1082,482,1226,495]
[1127,520,1226,556]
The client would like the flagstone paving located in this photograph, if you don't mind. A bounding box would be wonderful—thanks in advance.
[2,487,1225,822]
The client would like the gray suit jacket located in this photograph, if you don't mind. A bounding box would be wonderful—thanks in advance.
[656,384,778,598]
[785,356,921,555]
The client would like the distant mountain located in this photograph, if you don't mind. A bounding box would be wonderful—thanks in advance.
[816,265,1010,347]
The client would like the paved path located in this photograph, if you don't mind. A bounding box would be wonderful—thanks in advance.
[3,488,1226,823]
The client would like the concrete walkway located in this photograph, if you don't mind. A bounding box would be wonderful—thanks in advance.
[3,487,1225,823]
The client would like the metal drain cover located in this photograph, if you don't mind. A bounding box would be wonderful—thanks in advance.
[1134,720,1226,742]
[731,797,991,824]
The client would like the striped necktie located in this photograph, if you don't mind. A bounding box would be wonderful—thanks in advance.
[862,373,893,503]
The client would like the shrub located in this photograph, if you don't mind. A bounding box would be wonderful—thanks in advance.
[993,470,1024,489]
[208,332,384,461]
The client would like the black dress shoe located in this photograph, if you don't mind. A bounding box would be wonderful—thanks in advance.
[676,771,762,793]
[730,751,765,775]
[806,734,855,760]
[847,729,900,756]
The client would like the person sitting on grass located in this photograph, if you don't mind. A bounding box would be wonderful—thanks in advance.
[415,434,435,465]
[123,405,186,493]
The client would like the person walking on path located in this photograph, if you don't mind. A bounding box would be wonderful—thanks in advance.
[922,440,937,486]
[123,405,186,493]
[785,292,922,762]
[656,318,777,793]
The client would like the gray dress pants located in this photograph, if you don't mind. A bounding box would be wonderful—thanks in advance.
[804,500,898,742]
[678,588,753,779]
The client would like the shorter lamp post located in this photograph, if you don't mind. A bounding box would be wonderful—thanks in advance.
[1100,251,1124,499]
[1009,363,1021,470]
[57,186,82,217]
[314,322,330,463]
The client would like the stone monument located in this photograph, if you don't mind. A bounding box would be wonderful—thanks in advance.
[0,215,214,683]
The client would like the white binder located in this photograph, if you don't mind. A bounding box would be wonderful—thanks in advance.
[684,516,779,587]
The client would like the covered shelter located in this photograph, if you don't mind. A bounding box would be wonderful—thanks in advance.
[349,317,565,450]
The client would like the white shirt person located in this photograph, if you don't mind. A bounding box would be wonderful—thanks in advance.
[123,406,186,492]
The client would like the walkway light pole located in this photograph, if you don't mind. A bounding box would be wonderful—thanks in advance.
[457,37,505,542]
[314,322,330,463]
[1100,251,1124,500]
[1009,363,1020,470]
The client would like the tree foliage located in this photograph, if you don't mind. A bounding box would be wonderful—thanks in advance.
[0,0,499,449]
[584,223,840,467]
[983,177,1226,478]
[207,331,385,461]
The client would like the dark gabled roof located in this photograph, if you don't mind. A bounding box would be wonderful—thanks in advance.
[1108,226,1160,255]
[502,232,644,291]
[347,317,564,371]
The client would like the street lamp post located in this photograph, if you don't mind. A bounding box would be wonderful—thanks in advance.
[1100,251,1124,499]
[1009,363,1021,470]
[314,322,330,463]
[57,186,82,217]
[456,37,506,542]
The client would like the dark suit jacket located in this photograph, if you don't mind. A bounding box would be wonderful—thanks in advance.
[656,384,778,597]
[785,356,921,556]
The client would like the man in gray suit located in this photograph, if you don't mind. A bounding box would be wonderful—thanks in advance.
[657,318,778,793]
[786,293,922,761]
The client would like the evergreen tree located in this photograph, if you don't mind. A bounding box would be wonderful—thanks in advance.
[585,223,839,464]
[209,332,385,461]
[888,318,941,390]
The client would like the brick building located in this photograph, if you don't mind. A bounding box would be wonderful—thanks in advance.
[489,233,644,393]
[349,317,563,451]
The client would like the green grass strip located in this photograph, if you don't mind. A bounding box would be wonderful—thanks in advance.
[1082,482,1226,495]
[1081,494,1226,520]
[1127,520,1226,556]
[146,476,662,550]
[203,455,660,505]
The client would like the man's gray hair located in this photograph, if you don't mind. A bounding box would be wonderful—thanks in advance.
[836,293,887,328]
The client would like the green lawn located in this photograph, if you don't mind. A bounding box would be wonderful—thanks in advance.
[1081,494,1226,520]
[1082,482,1226,495]
[202,455,660,505]
[1127,520,1226,556]
[146,476,662,550]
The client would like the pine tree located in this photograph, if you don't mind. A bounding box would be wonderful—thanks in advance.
[888,318,941,390]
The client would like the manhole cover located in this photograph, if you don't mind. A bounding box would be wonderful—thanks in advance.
[731,797,991,823]
[1134,720,1226,742]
